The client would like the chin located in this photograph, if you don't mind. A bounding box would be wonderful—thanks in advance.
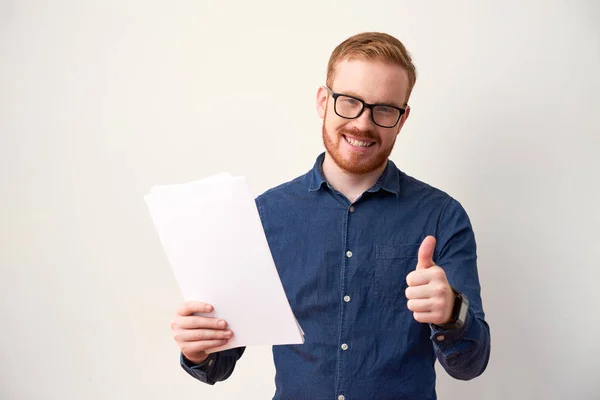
[331,150,387,175]
[322,121,394,175]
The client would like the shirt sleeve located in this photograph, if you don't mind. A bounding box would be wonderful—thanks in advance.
[180,347,246,385]
[431,197,491,380]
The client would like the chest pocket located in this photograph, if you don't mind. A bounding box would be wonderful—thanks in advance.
[373,244,420,306]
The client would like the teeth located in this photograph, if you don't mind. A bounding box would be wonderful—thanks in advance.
[345,136,373,147]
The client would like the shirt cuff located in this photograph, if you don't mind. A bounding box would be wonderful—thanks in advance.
[429,308,472,354]
[181,352,216,373]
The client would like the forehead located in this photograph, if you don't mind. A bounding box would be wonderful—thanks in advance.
[331,58,410,106]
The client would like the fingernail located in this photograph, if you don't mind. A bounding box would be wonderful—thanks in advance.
[218,320,226,328]
[205,305,212,312]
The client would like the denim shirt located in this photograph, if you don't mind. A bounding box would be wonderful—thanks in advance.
[181,153,491,400]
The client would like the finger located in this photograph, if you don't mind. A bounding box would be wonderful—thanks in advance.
[405,285,433,300]
[416,236,436,270]
[407,299,432,313]
[177,301,214,316]
[182,339,230,354]
[406,269,432,287]
[412,311,435,324]
[176,328,234,342]
[414,310,449,325]
[177,316,228,330]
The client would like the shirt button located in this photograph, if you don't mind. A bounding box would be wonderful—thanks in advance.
[341,343,348,350]
[437,335,445,341]
[346,250,353,258]
[343,295,351,302]
[349,206,355,213]
[338,395,345,400]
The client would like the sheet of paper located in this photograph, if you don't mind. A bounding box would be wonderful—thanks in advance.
[144,173,304,353]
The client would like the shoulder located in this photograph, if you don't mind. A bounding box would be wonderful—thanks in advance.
[398,169,453,205]
[259,174,308,199]
[257,173,309,202]
[254,170,311,212]
[397,169,472,220]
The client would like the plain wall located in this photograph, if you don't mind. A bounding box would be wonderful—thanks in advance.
[1,1,599,399]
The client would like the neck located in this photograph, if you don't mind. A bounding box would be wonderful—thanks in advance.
[321,152,387,203]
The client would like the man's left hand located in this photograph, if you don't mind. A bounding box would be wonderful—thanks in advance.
[405,236,455,325]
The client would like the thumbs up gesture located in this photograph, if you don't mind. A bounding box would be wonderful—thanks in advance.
[405,236,455,325]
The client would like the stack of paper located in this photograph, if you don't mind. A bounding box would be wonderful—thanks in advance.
[144,172,304,353]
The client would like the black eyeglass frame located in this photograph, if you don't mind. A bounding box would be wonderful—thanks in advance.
[325,86,406,128]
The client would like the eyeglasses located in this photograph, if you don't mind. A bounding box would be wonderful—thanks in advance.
[325,86,406,128]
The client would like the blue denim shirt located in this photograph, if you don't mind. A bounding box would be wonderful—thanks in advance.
[181,153,491,400]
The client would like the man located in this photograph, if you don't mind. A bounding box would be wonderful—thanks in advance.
[170,32,491,399]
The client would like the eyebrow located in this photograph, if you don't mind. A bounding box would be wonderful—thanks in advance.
[339,89,405,109]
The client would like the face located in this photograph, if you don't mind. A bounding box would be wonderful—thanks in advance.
[316,59,411,175]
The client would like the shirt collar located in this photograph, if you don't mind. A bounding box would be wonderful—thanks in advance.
[308,152,328,191]
[308,152,400,197]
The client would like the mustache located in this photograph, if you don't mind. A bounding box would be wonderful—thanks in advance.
[339,127,379,141]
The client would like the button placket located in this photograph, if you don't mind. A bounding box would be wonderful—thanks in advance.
[337,201,355,398]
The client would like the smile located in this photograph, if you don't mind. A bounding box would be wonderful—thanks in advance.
[343,135,375,147]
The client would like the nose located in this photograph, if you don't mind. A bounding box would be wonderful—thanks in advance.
[351,107,376,131]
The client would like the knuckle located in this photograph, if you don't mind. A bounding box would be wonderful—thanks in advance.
[193,316,208,329]
[434,284,446,297]
[195,342,209,352]
[178,303,189,316]
[173,331,184,343]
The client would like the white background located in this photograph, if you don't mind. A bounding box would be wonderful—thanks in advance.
[1,1,599,399]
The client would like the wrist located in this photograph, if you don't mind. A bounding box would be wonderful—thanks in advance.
[183,352,209,366]
[434,288,469,330]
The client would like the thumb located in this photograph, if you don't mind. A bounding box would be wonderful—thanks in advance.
[417,236,436,269]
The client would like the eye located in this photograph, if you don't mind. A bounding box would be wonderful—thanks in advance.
[375,106,394,114]
[342,97,360,106]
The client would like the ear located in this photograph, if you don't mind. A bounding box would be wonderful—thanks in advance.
[395,105,411,135]
[316,86,328,119]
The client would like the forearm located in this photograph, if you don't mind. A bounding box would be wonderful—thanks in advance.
[431,309,490,380]
[180,347,246,385]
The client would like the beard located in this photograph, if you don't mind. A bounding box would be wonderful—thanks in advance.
[322,115,396,175]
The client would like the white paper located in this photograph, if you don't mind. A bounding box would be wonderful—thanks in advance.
[144,173,304,353]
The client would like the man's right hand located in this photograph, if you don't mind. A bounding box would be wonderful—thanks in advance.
[170,301,234,365]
